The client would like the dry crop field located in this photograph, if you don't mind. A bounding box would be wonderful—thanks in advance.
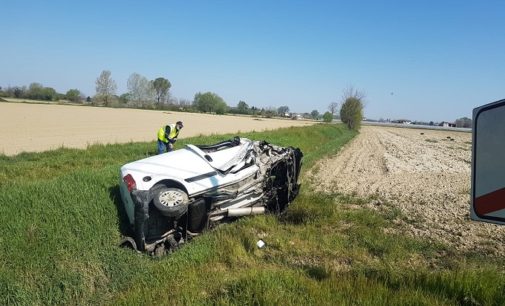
[0,102,313,155]
[310,125,505,256]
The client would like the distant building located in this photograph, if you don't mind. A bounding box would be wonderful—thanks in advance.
[392,119,411,124]
[290,113,302,120]
[439,121,456,128]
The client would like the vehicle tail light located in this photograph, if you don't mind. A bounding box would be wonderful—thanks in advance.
[123,174,137,192]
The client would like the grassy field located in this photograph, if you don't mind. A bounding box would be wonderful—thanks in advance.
[0,124,504,305]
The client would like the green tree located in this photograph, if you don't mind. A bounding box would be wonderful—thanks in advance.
[26,83,58,101]
[250,106,259,115]
[152,77,171,105]
[339,86,364,130]
[237,100,249,114]
[215,100,228,114]
[323,111,333,122]
[95,70,117,106]
[277,105,290,116]
[65,89,82,102]
[26,83,44,100]
[193,92,228,114]
[455,117,472,128]
[43,87,57,100]
[311,110,319,120]
[119,93,131,105]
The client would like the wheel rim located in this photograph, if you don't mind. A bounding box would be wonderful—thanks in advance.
[158,190,185,207]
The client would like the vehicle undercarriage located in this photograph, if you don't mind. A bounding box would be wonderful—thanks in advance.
[120,138,303,256]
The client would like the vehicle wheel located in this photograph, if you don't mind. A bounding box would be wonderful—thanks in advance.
[152,186,189,218]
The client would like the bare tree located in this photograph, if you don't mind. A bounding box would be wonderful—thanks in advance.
[127,73,144,106]
[341,85,365,102]
[328,102,338,116]
[95,70,117,106]
[127,73,155,107]
[178,98,192,107]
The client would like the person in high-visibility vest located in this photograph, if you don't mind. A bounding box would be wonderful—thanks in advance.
[157,121,183,154]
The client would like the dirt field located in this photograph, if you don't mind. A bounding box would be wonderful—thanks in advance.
[0,103,313,155]
[310,125,505,256]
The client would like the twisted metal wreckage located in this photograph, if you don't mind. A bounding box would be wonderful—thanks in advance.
[119,137,303,256]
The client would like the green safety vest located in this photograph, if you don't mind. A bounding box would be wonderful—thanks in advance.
[157,124,179,143]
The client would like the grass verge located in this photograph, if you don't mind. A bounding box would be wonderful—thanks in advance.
[1,124,503,305]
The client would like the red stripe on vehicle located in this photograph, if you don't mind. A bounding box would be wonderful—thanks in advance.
[475,187,505,215]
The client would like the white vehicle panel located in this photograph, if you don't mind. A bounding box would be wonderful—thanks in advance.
[120,139,258,195]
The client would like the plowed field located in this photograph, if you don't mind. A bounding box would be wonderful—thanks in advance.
[311,125,505,255]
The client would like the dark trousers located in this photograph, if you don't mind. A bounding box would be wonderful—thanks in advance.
[157,140,174,154]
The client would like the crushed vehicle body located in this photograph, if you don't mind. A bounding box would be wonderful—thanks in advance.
[119,137,303,255]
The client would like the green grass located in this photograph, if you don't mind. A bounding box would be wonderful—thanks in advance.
[1,124,504,305]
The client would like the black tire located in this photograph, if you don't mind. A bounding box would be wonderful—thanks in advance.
[152,186,189,218]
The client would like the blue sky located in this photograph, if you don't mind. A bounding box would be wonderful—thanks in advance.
[1,0,504,121]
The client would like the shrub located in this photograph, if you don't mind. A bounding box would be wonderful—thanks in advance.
[339,86,364,130]
[322,111,333,123]
[340,97,363,130]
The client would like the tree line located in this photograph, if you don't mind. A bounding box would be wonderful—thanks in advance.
[0,83,85,102]
[0,70,313,119]
[93,70,301,117]
[0,70,366,130]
